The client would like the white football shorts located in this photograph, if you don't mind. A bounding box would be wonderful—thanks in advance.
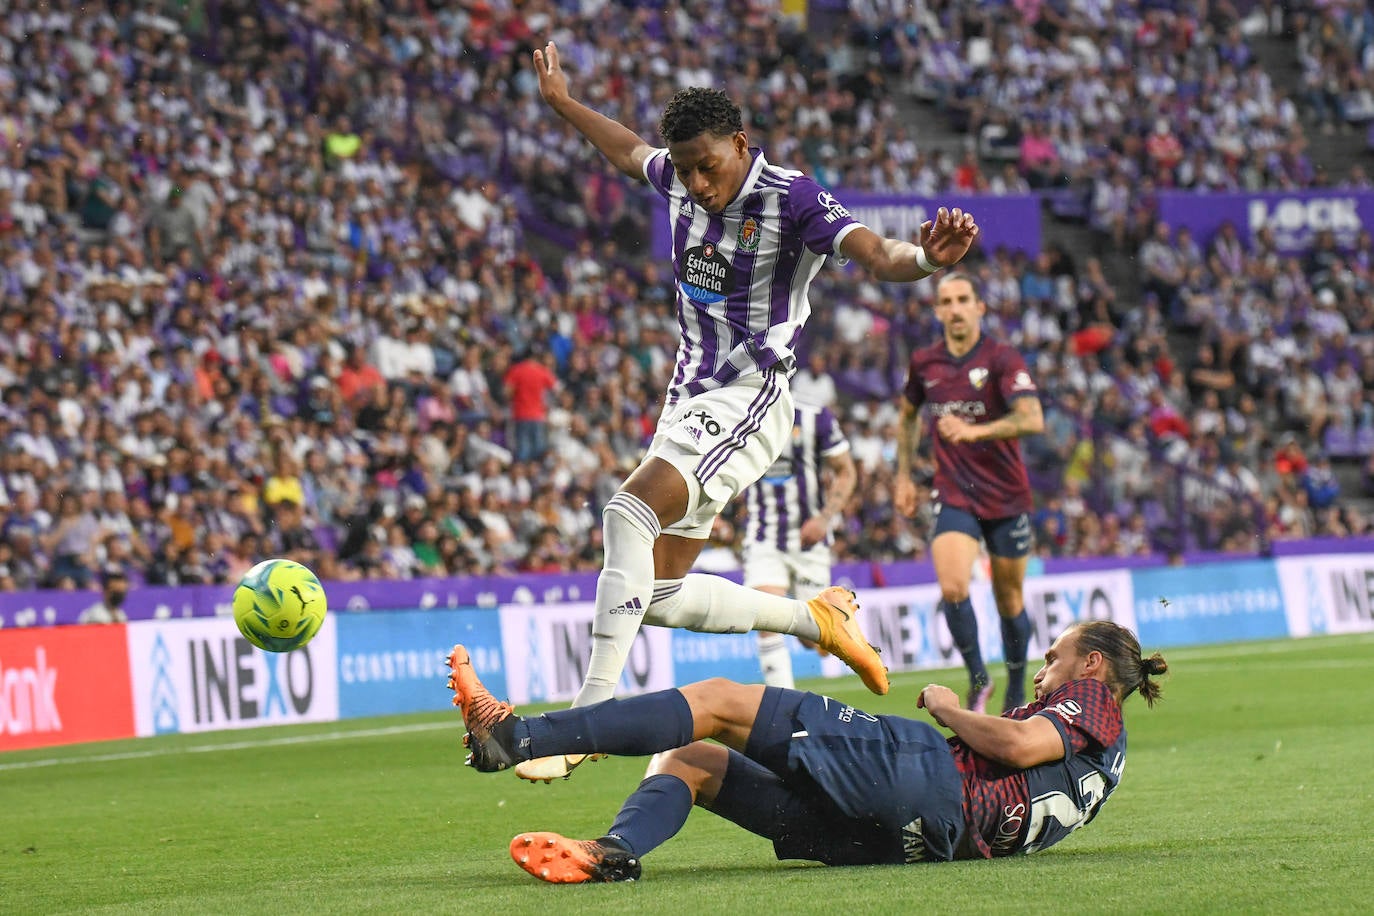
[649,371,793,539]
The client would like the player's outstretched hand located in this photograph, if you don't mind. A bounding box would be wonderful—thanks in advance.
[919,207,980,270]
[893,475,918,518]
[532,40,570,107]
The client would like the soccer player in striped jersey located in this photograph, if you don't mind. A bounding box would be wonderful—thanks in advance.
[895,273,1044,713]
[517,42,979,782]
[742,403,857,689]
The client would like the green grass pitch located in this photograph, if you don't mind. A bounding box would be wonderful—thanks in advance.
[3,633,1373,915]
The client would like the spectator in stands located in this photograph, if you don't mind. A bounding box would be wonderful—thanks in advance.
[43,490,101,589]
[503,349,559,463]
[1018,119,1062,188]
[1301,453,1342,511]
[78,565,130,624]
[1139,222,1187,317]
[263,453,305,509]
[147,185,203,268]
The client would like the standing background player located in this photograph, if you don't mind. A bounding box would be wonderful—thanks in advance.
[519,42,980,782]
[895,273,1044,713]
[743,402,857,689]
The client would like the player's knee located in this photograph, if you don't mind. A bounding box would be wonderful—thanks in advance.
[645,748,692,777]
[644,745,724,804]
[678,677,736,727]
[602,492,661,548]
[683,676,736,699]
[939,583,971,604]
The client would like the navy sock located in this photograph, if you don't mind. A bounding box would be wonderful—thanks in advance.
[1001,611,1032,704]
[939,598,988,687]
[603,774,695,858]
[516,689,695,759]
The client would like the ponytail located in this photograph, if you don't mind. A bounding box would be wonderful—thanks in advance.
[1071,620,1169,707]
[1135,652,1168,708]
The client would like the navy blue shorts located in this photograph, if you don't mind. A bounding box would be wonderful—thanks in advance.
[707,688,965,865]
[933,504,1033,558]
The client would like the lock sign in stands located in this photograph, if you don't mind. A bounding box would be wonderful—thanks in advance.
[1158,189,1374,254]
[0,625,136,751]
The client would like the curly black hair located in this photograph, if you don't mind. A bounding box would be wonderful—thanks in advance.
[658,87,743,144]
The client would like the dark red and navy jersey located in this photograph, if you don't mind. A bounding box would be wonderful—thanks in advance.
[948,678,1126,859]
[903,335,1038,518]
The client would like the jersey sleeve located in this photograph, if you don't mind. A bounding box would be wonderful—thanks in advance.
[816,406,850,458]
[786,174,864,256]
[902,353,927,409]
[1032,679,1123,759]
[643,148,674,200]
[996,345,1039,403]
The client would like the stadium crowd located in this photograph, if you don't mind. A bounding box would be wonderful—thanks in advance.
[878,0,1370,245]
[0,0,1371,593]
[1290,1,1374,137]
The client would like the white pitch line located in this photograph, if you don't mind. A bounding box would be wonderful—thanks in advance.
[1157,633,1374,661]
[1179,658,1373,674]
[0,721,451,772]
[5,636,1370,772]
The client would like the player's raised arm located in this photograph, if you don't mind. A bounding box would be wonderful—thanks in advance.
[839,207,980,283]
[533,41,655,181]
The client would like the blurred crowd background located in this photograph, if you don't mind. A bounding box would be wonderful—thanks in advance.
[2,0,1373,593]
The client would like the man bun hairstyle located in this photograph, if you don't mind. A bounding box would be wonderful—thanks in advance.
[659,88,744,144]
[1072,619,1168,707]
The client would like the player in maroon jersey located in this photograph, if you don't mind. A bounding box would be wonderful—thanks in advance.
[895,273,1044,712]
[447,619,1167,880]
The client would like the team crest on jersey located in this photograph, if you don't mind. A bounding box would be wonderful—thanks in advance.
[968,367,989,390]
[737,217,762,252]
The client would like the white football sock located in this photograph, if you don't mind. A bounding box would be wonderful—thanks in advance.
[757,632,795,689]
[575,492,660,708]
[645,574,821,641]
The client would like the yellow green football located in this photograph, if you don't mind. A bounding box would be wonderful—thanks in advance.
[231,559,328,652]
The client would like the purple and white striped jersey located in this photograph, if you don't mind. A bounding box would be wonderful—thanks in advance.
[644,148,864,406]
[743,404,850,552]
